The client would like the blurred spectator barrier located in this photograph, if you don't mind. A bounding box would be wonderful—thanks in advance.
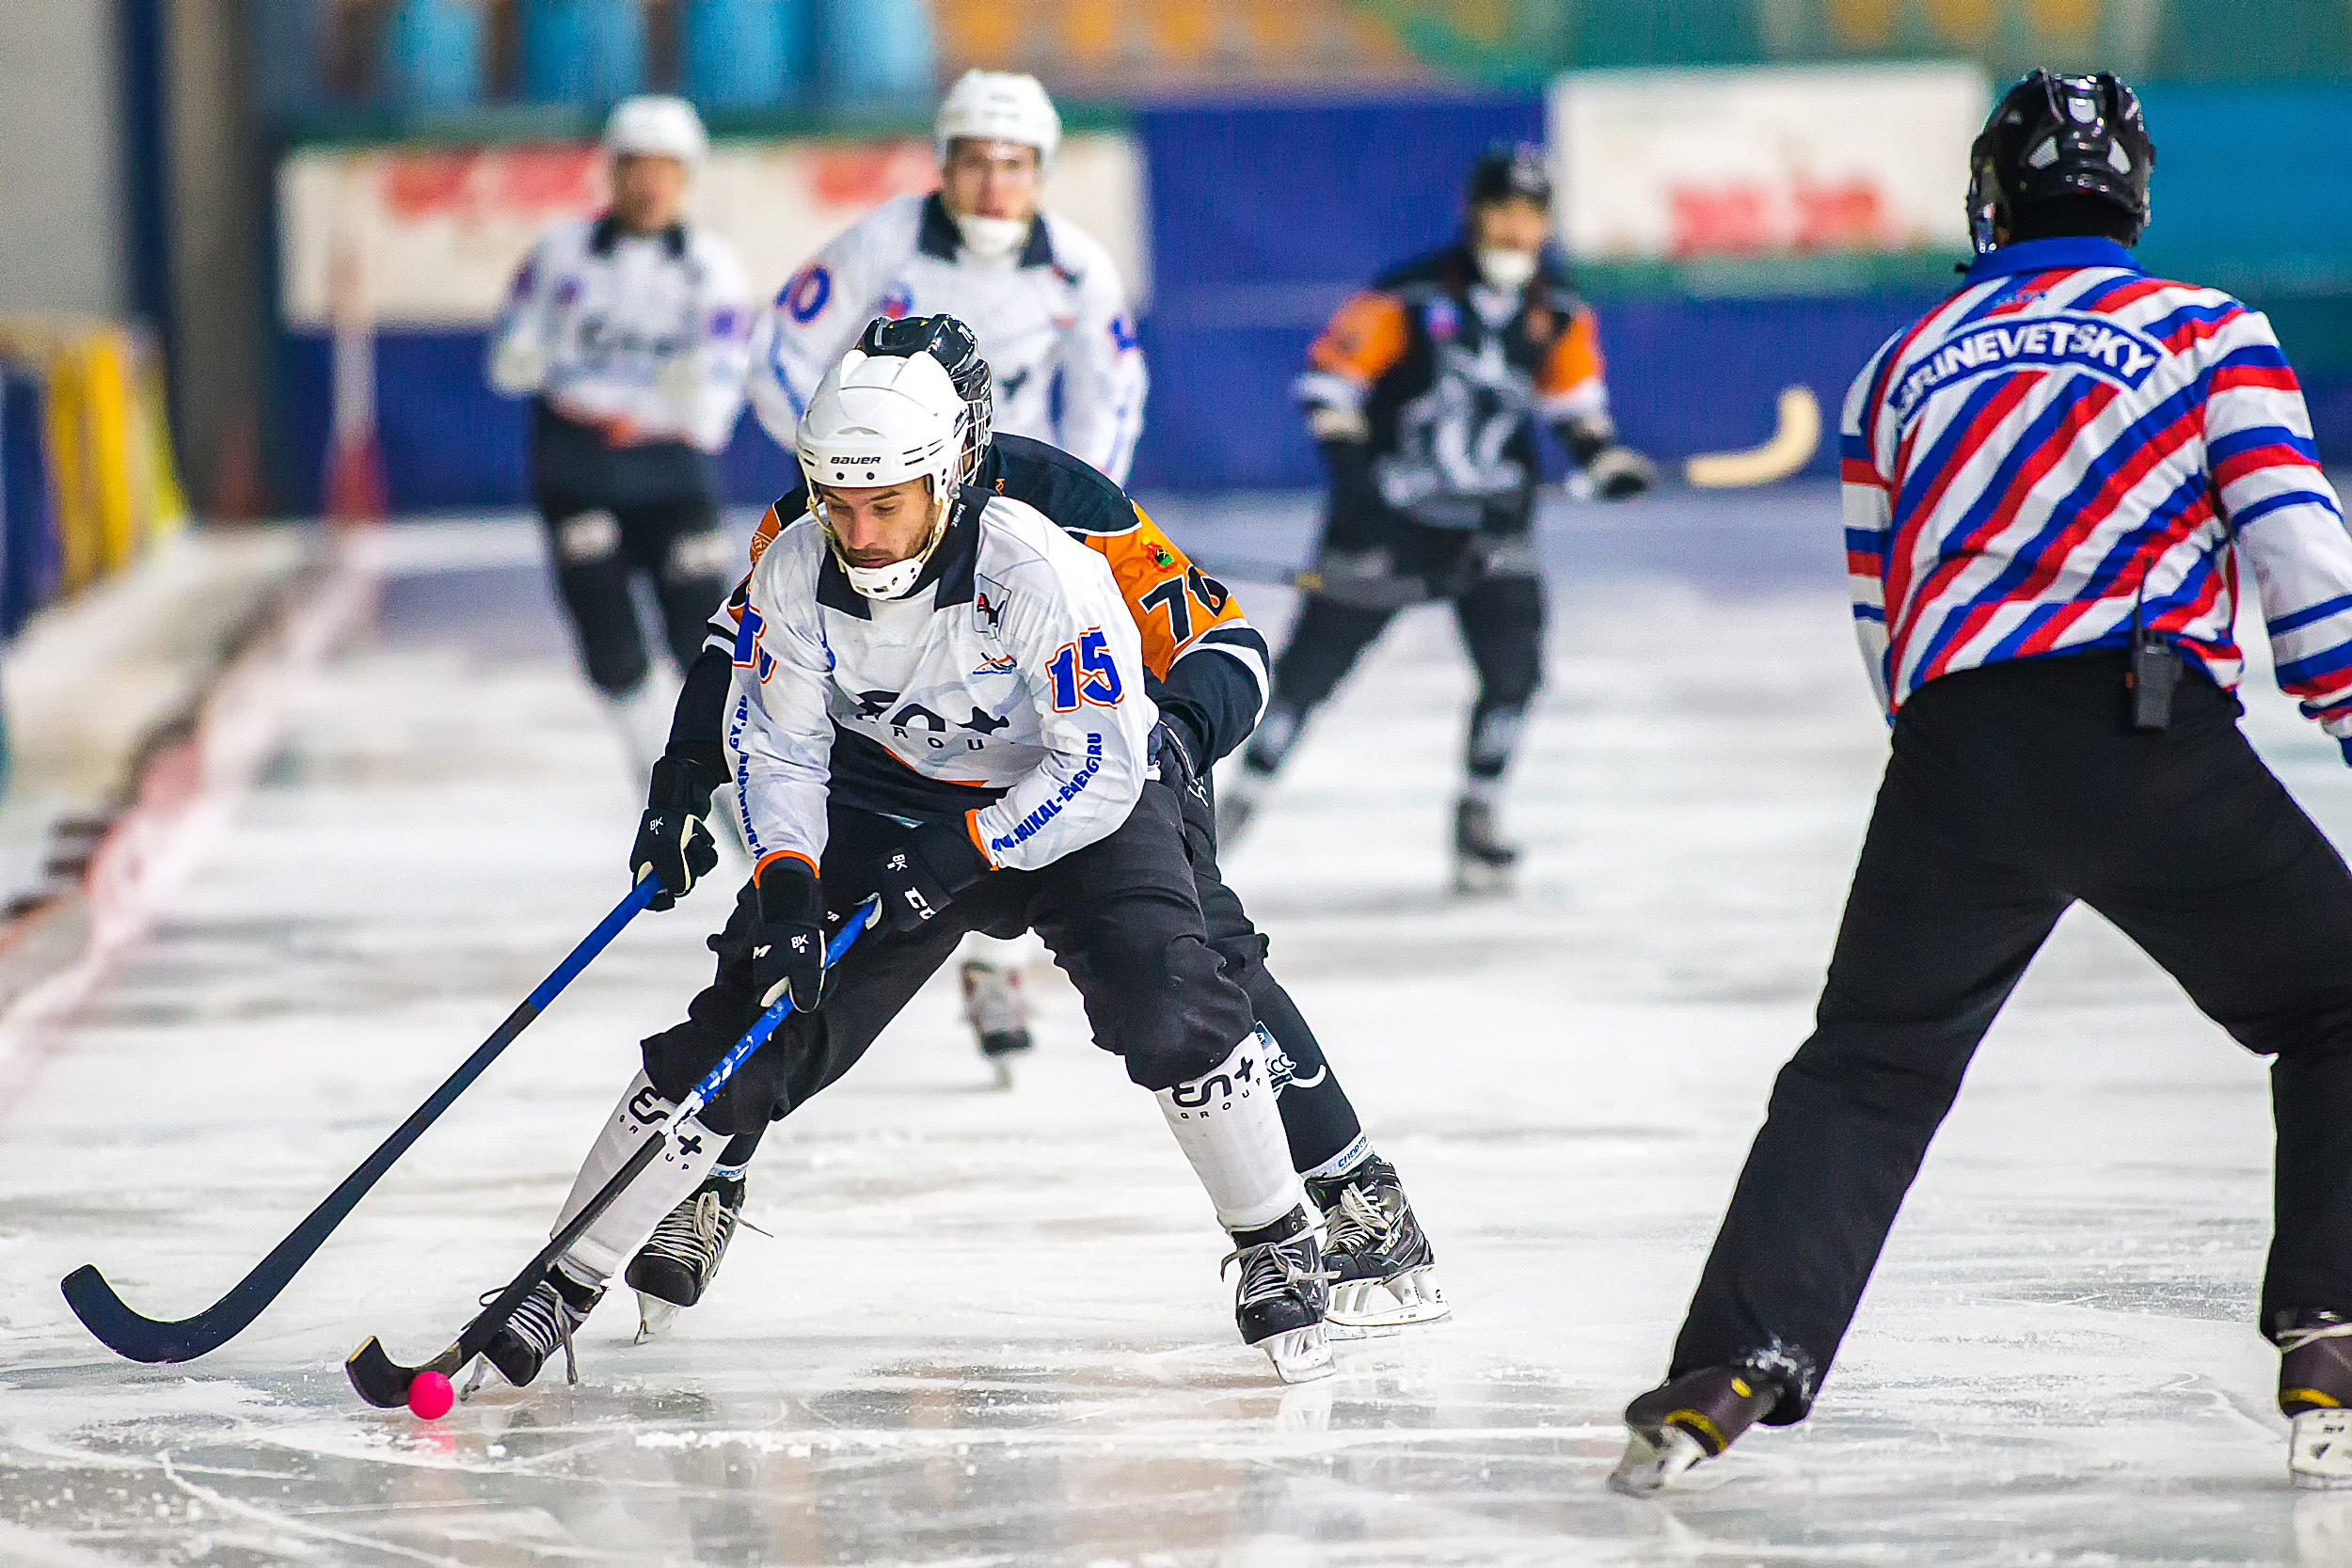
[253,0,932,120]
[267,63,2352,506]
[0,324,188,631]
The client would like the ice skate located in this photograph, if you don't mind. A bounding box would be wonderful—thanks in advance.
[483,1268,603,1389]
[1306,1156,1446,1337]
[1609,1366,1780,1495]
[2279,1310,2352,1489]
[961,958,1032,1088]
[1452,795,1519,895]
[1224,1204,1335,1384]
[625,1172,744,1341]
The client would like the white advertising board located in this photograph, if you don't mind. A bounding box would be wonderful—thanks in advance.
[279,132,1149,330]
[1548,63,1990,261]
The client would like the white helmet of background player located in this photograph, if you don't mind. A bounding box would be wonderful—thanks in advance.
[934,71,1060,260]
[935,70,1061,166]
[798,351,970,601]
[604,95,708,166]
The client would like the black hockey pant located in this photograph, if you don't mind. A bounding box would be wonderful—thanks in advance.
[536,489,733,697]
[642,782,1259,1136]
[1670,650,2352,1422]
[712,746,1370,1174]
[1245,539,1544,784]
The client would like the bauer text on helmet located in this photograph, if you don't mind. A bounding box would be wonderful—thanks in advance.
[796,351,969,600]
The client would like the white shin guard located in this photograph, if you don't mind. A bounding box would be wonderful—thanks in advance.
[1155,1029,1304,1234]
[552,1071,727,1286]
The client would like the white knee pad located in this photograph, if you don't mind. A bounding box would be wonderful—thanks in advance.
[553,1071,727,1285]
[556,509,622,563]
[1154,1028,1304,1234]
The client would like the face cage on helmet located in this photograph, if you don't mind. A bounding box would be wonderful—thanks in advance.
[802,410,972,599]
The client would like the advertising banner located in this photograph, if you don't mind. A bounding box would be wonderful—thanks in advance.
[1548,63,1989,263]
[278,133,1148,331]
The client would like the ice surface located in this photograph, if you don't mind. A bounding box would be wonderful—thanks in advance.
[3,492,2349,1564]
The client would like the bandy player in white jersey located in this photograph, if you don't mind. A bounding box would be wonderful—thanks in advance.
[466,348,1338,1389]
[745,68,1149,1077]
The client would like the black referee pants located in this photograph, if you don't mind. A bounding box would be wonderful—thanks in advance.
[1670,650,2352,1422]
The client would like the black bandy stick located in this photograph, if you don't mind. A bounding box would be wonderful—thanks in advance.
[61,876,663,1364]
[346,897,879,1408]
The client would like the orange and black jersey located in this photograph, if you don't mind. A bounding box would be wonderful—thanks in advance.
[1296,244,1610,531]
[668,434,1269,784]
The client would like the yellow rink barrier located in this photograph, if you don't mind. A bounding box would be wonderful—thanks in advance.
[0,317,187,608]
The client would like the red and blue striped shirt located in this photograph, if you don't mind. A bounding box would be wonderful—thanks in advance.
[1842,235,2352,737]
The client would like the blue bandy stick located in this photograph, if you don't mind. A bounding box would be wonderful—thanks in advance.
[63,873,667,1365]
[346,895,881,1407]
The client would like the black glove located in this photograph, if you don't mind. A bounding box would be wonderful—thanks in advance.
[631,755,721,911]
[750,857,826,1009]
[876,817,993,933]
[1556,416,1654,501]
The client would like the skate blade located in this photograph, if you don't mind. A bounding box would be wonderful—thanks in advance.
[1609,1426,1708,1497]
[2294,1410,2352,1489]
[634,1293,680,1345]
[1452,860,1516,898]
[1326,1266,1449,1338]
[989,1056,1015,1092]
[1254,1323,1336,1384]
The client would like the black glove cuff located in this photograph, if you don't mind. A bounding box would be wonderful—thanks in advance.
[912,817,991,894]
[1554,417,1613,469]
[649,753,720,817]
[754,856,823,925]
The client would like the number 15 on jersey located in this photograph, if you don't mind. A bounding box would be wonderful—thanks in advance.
[1048,629,1124,712]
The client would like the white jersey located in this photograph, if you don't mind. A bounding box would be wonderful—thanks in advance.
[725,488,1159,876]
[747,194,1148,483]
[489,215,753,451]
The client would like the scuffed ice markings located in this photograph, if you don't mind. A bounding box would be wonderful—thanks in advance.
[0,503,2344,1564]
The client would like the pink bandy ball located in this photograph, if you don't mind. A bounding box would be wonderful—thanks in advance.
[406,1370,456,1420]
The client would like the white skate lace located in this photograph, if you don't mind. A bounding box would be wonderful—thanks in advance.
[2280,1319,2352,1354]
[641,1189,735,1274]
[1220,1235,1335,1307]
[1326,1183,1395,1259]
[491,1278,585,1360]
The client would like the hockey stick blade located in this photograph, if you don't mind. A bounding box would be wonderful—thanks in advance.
[63,875,661,1364]
[344,898,878,1408]
[1683,385,1822,489]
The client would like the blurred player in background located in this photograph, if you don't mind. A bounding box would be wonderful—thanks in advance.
[1613,71,2352,1496]
[626,316,1445,1344]
[746,68,1149,1074]
[1218,144,1653,894]
[488,96,754,783]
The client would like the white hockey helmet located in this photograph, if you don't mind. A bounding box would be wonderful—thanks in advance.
[604,95,708,166]
[934,70,1061,167]
[797,350,969,601]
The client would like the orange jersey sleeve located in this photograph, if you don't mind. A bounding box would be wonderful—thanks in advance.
[1080,504,1249,683]
[1308,292,1411,388]
[1537,307,1606,401]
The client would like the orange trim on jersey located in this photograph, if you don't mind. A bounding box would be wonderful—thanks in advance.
[747,501,788,568]
[753,848,818,884]
[965,808,997,868]
[1537,308,1606,399]
[1079,502,1250,682]
[1308,292,1410,386]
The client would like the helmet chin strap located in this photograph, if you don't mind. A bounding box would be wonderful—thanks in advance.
[818,482,955,601]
